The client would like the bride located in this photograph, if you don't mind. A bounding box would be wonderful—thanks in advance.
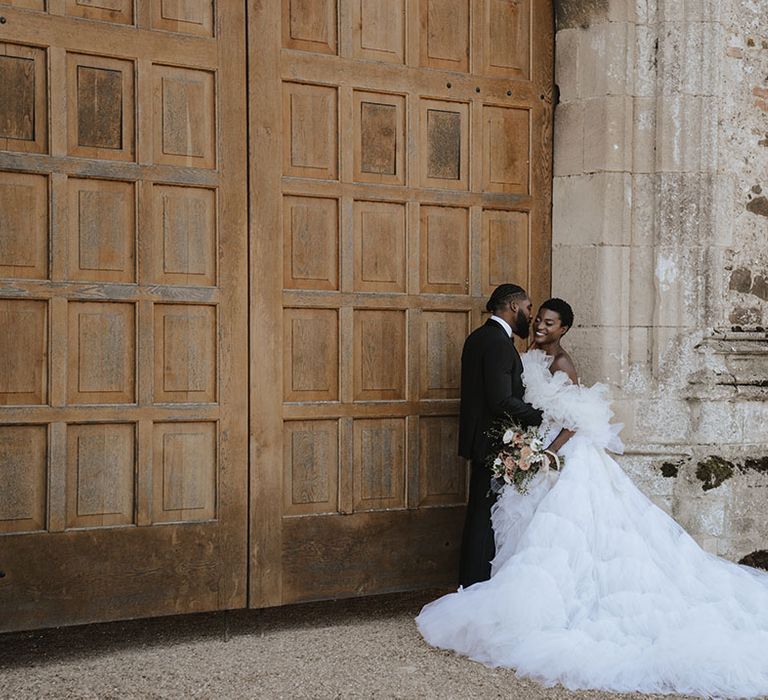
[416,298,768,699]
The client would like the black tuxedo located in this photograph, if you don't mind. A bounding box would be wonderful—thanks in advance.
[457,318,543,587]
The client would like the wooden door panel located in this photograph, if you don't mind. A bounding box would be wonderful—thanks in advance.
[482,0,531,78]
[0,1,247,632]
[0,171,48,279]
[0,299,48,406]
[352,0,405,64]
[0,43,47,154]
[250,0,552,605]
[0,424,47,534]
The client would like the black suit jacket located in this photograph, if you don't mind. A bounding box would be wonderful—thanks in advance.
[458,319,543,462]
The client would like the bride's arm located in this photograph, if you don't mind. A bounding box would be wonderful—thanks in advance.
[545,354,578,454]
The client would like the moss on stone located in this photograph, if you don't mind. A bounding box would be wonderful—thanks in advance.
[660,462,679,478]
[743,456,768,473]
[738,550,768,571]
[695,456,735,491]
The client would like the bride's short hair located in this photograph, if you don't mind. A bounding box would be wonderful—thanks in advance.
[539,298,574,329]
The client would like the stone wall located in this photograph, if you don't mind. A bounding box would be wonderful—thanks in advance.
[552,0,768,563]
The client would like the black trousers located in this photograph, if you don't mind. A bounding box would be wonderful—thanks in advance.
[458,460,497,588]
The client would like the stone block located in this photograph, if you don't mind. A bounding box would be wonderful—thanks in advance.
[552,244,630,327]
[627,326,651,368]
[741,402,768,444]
[583,96,634,172]
[632,97,656,173]
[657,21,721,97]
[651,494,674,516]
[635,398,692,443]
[630,173,657,247]
[628,246,656,326]
[553,103,584,176]
[690,400,745,445]
[555,29,580,104]
[619,454,676,496]
[634,0,658,25]
[563,326,627,387]
[633,25,658,97]
[656,173,715,248]
[653,246,705,329]
[610,397,637,443]
[552,172,632,245]
[656,95,718,172]
[676,490,727,537]
[577,22,634,98]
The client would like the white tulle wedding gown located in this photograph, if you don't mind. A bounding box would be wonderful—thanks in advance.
[416,349,768,698]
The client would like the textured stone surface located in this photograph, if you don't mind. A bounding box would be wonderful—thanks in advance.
[553,0,768,559]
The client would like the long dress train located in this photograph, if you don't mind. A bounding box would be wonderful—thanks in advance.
[416,349,768,698]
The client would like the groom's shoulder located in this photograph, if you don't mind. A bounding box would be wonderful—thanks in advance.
[466,320,508,347]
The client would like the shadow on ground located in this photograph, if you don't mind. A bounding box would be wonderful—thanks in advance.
[0,589,445,669]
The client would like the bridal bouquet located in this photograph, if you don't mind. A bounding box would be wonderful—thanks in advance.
[485,416,562,494]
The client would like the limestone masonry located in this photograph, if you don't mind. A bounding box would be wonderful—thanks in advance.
[552,0,768,564]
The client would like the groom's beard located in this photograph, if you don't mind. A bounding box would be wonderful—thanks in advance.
[513,309,530,339]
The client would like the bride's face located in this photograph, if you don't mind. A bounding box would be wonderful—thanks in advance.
[533,308,568,346]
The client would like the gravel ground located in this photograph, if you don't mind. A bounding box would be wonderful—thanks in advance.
[1,590,700,700]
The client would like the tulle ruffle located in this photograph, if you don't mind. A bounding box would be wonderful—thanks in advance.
[521,349,624,454]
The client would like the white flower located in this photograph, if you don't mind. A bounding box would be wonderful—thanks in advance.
[502,429,514,444]
[493,457,502,467]
[530,438,543,451]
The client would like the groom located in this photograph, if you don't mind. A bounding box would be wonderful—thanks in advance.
[458,283,543,587]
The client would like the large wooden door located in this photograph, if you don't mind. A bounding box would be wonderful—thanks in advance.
[249,0,553,605]
[0,1,247,631]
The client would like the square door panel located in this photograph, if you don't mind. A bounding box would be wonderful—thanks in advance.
[283,420,339,516]
[283,196,338,290]
[353,200,406,293]
[419,205,469,294]
[353,418,405,511]
[67,54,135,161]
[353,91,405,185]
[483,0,531,79]
[352,0,405,64]
[0,44,47,154]
[66,0,134,24]
[418,416,466,506]
[0,425,47,534]
[420,100,469,190]
[66,423,135,529]
[481,209,529,295]
[282,0,337,54]
[67,178,136,283]
[152,422,217,523]
[150,185,217,286]
[482,105,530,194]
[0,299,48,406]
[153,65,216,169]
[151,0,215,36]
[67,302,135,405]
[353,309,406,401]
[419,311,468,399]
[283,308,338,402]
[0,171,48,280]
[419,0,469,72]
[154,304,217,403]
[282,82,338,180]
